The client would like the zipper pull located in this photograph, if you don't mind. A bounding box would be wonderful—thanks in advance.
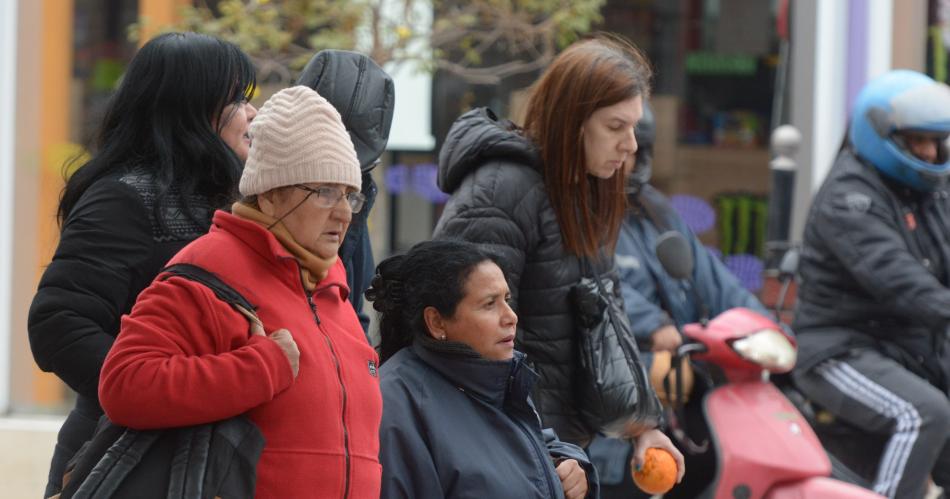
[307,294,322,325]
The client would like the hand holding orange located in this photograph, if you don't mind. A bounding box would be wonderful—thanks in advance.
[632,447,678,495]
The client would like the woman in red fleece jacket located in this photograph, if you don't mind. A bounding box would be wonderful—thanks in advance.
[99,85,382,499]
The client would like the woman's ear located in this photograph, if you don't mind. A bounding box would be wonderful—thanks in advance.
[257,190,279,218]
[423,306,447,341]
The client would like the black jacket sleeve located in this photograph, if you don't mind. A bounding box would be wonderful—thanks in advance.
[28,179,155,400]
[815,179,950,332]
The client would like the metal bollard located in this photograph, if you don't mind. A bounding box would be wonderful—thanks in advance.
[765,125,802,268]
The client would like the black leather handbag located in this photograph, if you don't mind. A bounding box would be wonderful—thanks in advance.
[571,260,663,437]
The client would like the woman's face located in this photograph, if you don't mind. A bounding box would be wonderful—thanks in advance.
[582,95,643,179]
[215,100,258,163]
[431,261,518,361]
[260,183,354,259]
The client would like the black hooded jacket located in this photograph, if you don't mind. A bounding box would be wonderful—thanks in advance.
[433,108,616,445]
[794,148,950,389]
[296,50,394,173]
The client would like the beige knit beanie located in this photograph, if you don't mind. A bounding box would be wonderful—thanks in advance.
[240,85,361,196]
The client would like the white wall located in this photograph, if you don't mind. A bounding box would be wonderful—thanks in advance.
[867,0,894,80]
[0,0,20,413]
[385,62,435,151]
[789,0,893,239]
[356,0,435,152]
[808,0,849,192]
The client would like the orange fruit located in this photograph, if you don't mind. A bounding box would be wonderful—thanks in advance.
[632,447,678,495]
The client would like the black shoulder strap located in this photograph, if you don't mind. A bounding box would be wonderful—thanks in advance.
[160,263,260,327]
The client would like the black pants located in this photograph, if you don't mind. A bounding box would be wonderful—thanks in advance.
[44,395,102,498]
[794,348,950,499]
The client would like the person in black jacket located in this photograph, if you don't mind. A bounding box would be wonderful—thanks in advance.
[432,35,684,475]
[27,32,258,498]
[370,239,596,499]
[296,50,395,334]
[792,70,950,499]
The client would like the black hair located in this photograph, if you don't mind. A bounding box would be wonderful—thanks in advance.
[58,32,257,228]
[366,240,502,364]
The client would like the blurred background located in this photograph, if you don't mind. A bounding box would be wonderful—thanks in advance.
[0,0,944,494]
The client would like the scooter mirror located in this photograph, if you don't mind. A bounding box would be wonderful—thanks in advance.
[656,231,694,280]
[778,247,800,280]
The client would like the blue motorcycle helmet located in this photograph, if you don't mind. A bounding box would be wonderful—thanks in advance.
[850,70,950,191]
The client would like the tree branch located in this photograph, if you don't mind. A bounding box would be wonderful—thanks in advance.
[152,0,604,86]
[435,56,553,85]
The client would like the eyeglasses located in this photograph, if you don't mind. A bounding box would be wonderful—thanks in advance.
[294,184,366,214]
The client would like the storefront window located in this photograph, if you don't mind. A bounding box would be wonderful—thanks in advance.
[601,0,779,144]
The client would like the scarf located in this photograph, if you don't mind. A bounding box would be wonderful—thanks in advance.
[231,201,337,291]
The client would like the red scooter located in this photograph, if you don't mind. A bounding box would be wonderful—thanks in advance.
[655,231,882,498]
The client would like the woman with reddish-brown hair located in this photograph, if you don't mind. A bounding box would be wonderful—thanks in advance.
[433,35,684,478]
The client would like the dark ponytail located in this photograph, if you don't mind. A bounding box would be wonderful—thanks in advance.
[366,254,410,363]
[366,240,500,364]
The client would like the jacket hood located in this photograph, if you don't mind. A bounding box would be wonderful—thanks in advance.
[296,50,395,172]
[438,107,541,194]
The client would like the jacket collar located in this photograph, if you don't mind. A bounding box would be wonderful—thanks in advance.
[210,210,350,300]
[412,337,537,410]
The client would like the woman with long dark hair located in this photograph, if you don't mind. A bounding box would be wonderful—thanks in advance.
[433,35,684,476]
[28,32,257,497]
[371,239,596,498]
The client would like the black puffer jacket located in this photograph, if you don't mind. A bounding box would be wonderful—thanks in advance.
[794,148,950,389]
[28,166,214,494]
[433,108,615,445]
[29,167,213,399]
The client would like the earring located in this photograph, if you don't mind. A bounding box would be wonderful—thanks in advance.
[440,334,447,341]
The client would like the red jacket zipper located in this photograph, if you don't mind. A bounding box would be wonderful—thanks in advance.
[300,270,352,499]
